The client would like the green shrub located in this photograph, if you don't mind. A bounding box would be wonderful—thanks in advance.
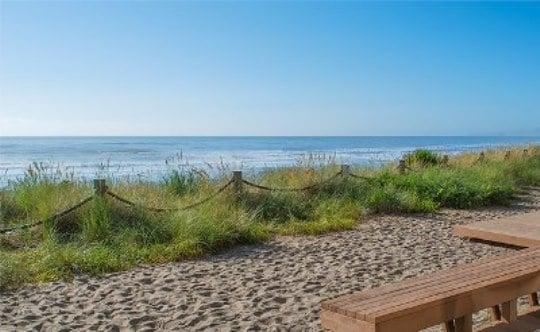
[392,166,514,208]
[316,177,371,200]
[365,184,437,213]
[240,191,313,222]
[0,252,27,289]
[404,149,440,167]
[170,203,264,253]
[504,156,540,186]
[71,245,129,275]
[80,199,111,243]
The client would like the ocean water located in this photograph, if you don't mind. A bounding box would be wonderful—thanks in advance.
[0,136,538,185]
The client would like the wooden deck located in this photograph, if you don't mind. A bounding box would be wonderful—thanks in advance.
[454,211,540,248]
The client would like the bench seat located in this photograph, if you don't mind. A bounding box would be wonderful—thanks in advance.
[321,247,540,332]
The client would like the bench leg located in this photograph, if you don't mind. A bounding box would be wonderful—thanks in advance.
[455,314,473,332]
[444,314,472,332]
[490,305,501,321]
[444,320,455,332]
[501,299,517,323]
[529,292,539,307]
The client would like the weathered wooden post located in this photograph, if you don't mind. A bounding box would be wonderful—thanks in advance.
[398,160,406,174]
[478,152,485,163]
[93,179,107,197]
[340,164,350,177]
[232,171,243,199]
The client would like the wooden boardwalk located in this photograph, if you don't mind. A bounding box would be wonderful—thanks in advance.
[454,211,540,247]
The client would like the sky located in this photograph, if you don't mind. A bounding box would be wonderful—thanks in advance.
[0,1,539,137]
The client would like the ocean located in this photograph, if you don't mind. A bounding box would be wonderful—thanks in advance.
[0,136,538,185]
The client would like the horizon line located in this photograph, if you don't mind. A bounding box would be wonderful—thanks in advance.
[2,135,540,138]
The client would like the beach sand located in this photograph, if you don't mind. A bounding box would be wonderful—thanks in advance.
[1,189,538,331]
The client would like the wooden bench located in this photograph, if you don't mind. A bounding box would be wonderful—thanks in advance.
[321,247,540,332]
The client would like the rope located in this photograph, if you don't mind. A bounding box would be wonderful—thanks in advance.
[0,195,94,234]
[106,179,234,213]
[241,171,343,192]
[173,179,233,210]
[105,191,173,212]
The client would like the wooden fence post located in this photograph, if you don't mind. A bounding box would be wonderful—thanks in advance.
[93,179,107,197]
[232,171,243,199]
[478,152,485,163]
[340,164,350,177]
[398,160,406,174]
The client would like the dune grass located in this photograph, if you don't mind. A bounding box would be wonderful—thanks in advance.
[1,145,539,289]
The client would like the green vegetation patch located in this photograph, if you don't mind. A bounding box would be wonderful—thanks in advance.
[1,145,539,289]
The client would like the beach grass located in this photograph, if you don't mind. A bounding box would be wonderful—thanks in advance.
[1,145,539,289]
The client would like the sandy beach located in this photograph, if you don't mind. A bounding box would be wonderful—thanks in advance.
[1,188,538,331]
[3,1,540,330]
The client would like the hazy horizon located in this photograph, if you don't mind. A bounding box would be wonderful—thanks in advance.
[1,2,539,136]
[1,134,540,138]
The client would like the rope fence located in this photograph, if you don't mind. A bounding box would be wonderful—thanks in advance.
[1,148,533,234]
[0,166,367,234]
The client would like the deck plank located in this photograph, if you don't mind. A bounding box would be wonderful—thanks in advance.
[453,211,540,247]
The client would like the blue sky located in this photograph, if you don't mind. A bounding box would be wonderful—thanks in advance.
[0,1,539,136]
